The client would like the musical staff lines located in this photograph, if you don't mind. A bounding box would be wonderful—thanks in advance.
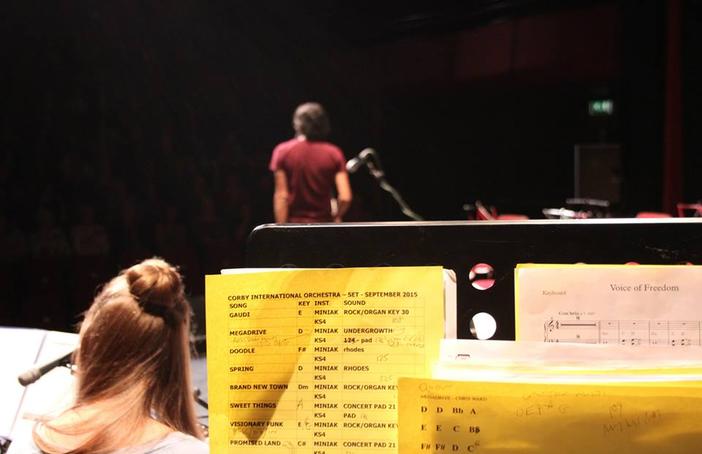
[544,319,702,346]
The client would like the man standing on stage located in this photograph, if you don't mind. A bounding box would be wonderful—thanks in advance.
[269,102,352,223]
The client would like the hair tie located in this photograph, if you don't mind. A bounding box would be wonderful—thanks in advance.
[138,297,176,325]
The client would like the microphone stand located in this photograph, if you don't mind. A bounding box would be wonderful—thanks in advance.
[363,152,424,221]
[1,435,11,454]
[7,351,75,453]
[193,388,209,410]
[193,388,209,438]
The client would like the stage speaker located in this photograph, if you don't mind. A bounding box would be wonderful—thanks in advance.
[574,143,622,204]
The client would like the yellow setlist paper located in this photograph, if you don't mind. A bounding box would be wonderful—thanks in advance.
[206,266,445,453]
[399,377,702,454]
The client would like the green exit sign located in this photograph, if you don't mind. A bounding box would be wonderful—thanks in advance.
[588,99,614,116]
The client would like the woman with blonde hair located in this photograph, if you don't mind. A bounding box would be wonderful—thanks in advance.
[13,258,208,453]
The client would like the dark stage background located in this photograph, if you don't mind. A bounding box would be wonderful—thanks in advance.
[1,0,701,331]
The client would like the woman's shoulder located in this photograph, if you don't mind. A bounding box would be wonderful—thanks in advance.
[140,431,209,454]
[6,430,209,454]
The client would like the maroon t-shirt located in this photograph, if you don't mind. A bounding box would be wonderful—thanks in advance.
[269,138,346,222]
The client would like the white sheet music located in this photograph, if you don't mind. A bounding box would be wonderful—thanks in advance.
[0,328,45,438]
[516,264,702,347]
[3,329,77,444]
[543,319,701,346]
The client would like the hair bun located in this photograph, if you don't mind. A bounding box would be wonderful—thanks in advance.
[125,257,185,322]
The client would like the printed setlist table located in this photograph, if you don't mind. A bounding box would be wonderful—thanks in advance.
[206,267,445,453]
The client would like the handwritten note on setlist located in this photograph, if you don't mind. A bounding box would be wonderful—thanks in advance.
[206,267,445,453]
[399,377,702,453]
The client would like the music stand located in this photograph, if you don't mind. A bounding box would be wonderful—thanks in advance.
[245,219,702,340]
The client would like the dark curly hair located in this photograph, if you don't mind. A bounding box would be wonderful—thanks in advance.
[292,102,331,141]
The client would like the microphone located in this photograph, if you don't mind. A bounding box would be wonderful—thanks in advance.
[17,350,74,387]
[346,148,374,174]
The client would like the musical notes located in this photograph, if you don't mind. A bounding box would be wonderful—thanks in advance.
[516,264,702,348]
[544,318,702,347]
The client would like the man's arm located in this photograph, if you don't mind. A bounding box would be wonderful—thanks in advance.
[333,171,352,222]
[273,170,289,223]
